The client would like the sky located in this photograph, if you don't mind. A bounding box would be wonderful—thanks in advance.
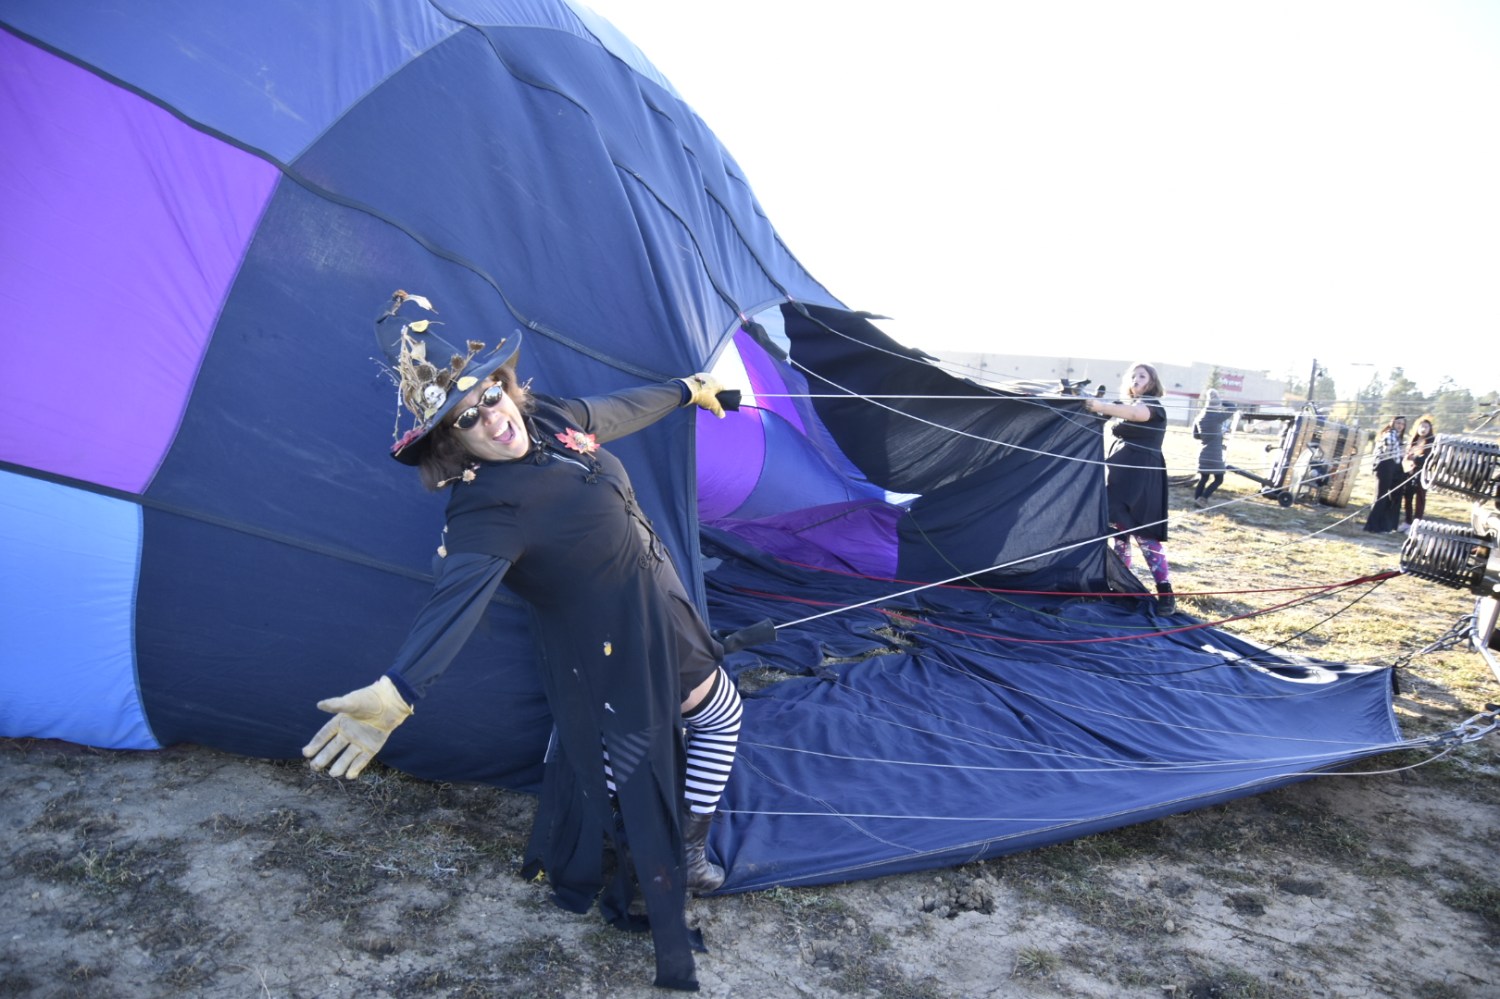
[583,1,1500,400]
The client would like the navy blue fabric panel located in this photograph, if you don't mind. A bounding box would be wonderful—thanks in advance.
[704,527,904,678]
[447,0,593,36]
[711,588,1400,891]
[143,183,464,573]
[287,29,710,376]
[0,0,459,163]
[483,27,835,324]
[898,415,1109,588]
[135,182,555,787]
[144,179,698,610]
[560,1,684,100]
[704,529,1400,891]
[781,306,1109,588]
[135,505,547,789]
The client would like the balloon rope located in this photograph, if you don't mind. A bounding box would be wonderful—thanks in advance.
[734,573,1394,647]
[736,360,1403,646]
[751,393,1083,400]
[769,551,1395,599]
[771,514,1203,632]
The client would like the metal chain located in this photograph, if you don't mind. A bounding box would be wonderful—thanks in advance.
[1385,614,1475,671]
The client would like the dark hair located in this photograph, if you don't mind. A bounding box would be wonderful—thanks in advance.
[1380,413,1407,435]
[1123,362,1164,399]
[416,371,534,491]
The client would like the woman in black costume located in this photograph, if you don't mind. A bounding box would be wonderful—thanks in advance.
[1363,414,1406,534]
[303,291,742,991]
[1085,362,1176,614]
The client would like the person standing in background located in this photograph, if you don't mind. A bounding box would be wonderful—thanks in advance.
[1363,414,1407,534]
[1085,362,1176,615]
[1400,413,1436,531]
[1191,388,1234,508]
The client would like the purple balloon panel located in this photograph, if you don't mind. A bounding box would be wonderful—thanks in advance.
[696,401,765,521]
[0,34,278,493]
[739,328,805,433]
[710,500,901,578]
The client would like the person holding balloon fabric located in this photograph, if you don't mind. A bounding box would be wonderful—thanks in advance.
[301,290,742,992]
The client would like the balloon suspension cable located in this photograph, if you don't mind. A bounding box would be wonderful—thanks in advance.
[719,501,1398,653]
[775,521,1162,632]
[750,393,1082,400]
[748,367,1194,472]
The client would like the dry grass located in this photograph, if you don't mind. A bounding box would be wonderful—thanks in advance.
[1162,424,1495,732]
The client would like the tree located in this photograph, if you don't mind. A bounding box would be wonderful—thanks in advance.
[1313,372,1338,404]
[1381,367,1425,418]
[1355,373,1386,427]
[1427,377,1474,434]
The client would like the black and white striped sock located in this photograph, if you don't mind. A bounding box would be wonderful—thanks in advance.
[681,668,742,816]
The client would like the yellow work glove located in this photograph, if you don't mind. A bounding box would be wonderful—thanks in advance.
[301,676,413,779]
[677,372,726,418]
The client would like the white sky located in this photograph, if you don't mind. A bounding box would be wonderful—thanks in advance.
[584,1,1500,400]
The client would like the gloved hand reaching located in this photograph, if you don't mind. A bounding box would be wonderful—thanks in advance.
[677,372,726,418]
[302,676,413,779]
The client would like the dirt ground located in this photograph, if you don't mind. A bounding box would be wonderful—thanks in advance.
[4,466,1500,998]
[1,723,1496,999]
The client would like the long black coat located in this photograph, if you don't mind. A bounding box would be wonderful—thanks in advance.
[1105,398,1169,542]
[389,384,717,990]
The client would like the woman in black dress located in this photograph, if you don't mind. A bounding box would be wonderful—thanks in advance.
[1086,362,1176,614]
[303,291,742,991]
[1363,414,1406,534]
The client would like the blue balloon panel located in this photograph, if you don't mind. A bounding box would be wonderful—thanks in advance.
[0,471,156,749]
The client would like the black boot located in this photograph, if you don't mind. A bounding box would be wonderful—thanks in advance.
[682,810,724,895]
[1155,582,1176,616]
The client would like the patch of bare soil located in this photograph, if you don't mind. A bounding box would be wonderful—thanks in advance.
[2,716,1496,998]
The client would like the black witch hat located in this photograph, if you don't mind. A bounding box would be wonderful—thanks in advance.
[374,290,522,465]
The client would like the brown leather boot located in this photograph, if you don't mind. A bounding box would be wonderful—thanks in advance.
[682,810,724,895]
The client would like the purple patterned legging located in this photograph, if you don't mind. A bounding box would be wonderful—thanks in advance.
[1112,528,1172,586]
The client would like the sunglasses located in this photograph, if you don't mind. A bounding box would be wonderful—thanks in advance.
[452,384,508,430]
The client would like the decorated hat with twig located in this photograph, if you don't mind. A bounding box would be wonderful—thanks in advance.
[374,290,522,465]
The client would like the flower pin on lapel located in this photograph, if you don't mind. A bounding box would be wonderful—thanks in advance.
[555,428,598,454]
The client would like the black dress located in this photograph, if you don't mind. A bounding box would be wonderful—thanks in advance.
[386,383,719,991]
[1105,398,1169,542]
[1363,428,1404,534]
